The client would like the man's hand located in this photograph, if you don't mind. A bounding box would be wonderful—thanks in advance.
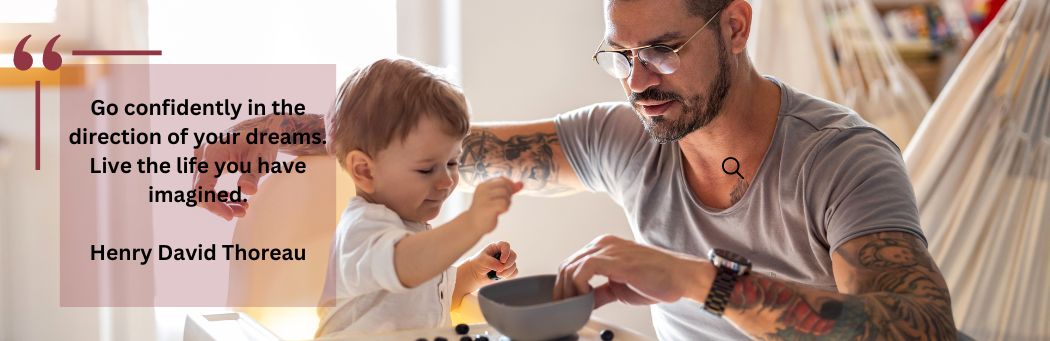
[553,235,714,308]
[192,114,327,220]
[464,177,523,233]
[192,123,278,221]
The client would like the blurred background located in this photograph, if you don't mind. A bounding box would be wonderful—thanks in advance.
[1,0,1032,340]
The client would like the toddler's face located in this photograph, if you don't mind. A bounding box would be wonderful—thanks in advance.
[368,115,463,223]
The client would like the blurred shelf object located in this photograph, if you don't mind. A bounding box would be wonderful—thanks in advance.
[750,0,933,148]
[872,0,938,7]
[879,0,976,99]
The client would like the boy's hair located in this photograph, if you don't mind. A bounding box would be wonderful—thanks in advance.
[327,58,470,167]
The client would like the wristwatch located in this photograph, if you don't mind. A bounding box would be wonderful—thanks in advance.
[703,248,751,317]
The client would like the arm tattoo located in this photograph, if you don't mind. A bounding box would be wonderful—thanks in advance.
[731,276,871,339]
[459,129,571,195]
[227,114,328,156]
[273,114,328,156]
[727,233,956,340]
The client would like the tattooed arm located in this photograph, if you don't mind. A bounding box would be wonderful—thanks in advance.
[554,232,956,341]
[236,115,583,194]
[722,232,956,340]
[256,115,585,195]
[459,119,584,197]
[229,113,329,156]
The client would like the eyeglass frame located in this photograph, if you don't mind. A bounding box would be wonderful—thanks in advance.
[591,9,723,79]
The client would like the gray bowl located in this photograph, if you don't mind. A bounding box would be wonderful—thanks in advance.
[478,274,594,340]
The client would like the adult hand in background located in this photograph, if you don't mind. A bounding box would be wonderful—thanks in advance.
[192,114,327,220]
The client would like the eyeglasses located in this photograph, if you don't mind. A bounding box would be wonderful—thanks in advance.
[592,10,722,80]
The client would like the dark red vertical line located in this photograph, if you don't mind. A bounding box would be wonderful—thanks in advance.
[35,80,40,171]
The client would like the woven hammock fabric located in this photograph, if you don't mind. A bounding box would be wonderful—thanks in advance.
[904,0,1050,339]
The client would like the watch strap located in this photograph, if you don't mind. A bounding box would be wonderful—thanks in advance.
[703,265,739,316]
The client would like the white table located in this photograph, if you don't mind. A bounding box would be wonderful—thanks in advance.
[328,320,652,341]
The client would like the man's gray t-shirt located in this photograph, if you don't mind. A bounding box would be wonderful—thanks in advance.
[554,78,926,340]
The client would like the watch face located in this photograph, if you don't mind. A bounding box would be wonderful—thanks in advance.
[709,249,752,269]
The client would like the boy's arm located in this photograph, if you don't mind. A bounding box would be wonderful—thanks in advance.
[395,178,521,293]
[392,213,484,289]
[452,262,476,310]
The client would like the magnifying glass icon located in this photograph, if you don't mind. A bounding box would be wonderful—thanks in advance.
[722,157,744,179]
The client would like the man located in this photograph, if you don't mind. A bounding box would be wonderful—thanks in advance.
[195,0,956,339]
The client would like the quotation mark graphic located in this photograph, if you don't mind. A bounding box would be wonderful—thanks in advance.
[14,34,63,71]
[12,34,162,171]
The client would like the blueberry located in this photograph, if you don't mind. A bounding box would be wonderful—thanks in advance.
[474,335,489,341]
[454,323,470,335]
[435,338,448,341]
[415,338,428,341]
[487,252,502,281]
[459,337,472,341]
[600,329,615,340]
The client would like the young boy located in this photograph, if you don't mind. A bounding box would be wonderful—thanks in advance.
[315,58,522,337]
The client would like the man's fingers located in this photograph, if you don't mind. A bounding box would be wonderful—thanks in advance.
[592,282,617,309]
[552,274,563,301]
[202,201,233,221]
[193,145,228,220]
[229,202,249,218]
[193,163,219,193]
[554,241,608,301]
[554,236,626,301]
[561,256,592,298]
[237,172,263,195]
[554,262,577,301]
[561,241,605,274]
[572,255,609,295]
[238,145,276,196]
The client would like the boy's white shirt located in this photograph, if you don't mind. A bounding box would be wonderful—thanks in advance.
[316,196,457,338]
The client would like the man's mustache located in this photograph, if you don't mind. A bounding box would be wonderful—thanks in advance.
[630,87,682,104]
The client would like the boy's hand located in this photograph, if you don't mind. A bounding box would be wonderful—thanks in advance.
[468,241,519,284]
[466,177,523,233]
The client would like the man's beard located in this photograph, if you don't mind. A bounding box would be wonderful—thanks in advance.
[631,34,733,144]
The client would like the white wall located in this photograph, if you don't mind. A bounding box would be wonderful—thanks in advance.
[0,0,157,337]
[0,86,105,341]
[454,1,658,338]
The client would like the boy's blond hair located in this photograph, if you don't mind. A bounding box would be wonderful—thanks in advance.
[327,58,470,167]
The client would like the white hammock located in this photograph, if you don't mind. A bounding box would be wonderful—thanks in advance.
[904,0,1050,339]
[749,0,934,147]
